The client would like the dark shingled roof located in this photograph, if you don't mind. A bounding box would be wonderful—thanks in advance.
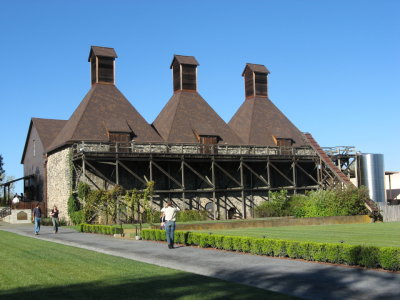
[228,97,306,146]
[21,118,67,163]
[170,55,199,69]
[47,84,162,152]
[88,46,118,61]
[153,91,244,145]
[242,63,270,76]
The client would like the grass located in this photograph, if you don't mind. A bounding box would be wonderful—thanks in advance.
[0,231,297,300]
[194,222,400,247]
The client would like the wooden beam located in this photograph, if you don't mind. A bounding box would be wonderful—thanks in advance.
[269,162,294,186]
[242,161,269,187]
[84,160,115,186]
[183,161,214,187]
[118,160,147,185]
[151,160,183,188]
[214,161,241,187]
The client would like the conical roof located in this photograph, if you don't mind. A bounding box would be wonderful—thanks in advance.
[48,84,162,152]
[153,91,244,145]
[228,96,306,146]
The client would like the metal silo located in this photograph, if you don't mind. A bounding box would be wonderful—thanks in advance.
[358,153,386,203]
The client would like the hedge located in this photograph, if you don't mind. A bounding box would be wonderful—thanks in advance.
[78,224,123,235]
[141,229,400,271]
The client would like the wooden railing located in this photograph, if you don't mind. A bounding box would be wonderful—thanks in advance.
[72,141,316,157]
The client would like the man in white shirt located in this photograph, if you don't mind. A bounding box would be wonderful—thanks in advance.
[161,201,180,249]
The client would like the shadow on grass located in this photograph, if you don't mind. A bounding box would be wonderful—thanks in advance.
[0,272,297,300]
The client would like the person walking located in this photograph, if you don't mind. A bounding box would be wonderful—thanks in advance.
[33,203,42,235]
[50,205,60,234]
[161,201,180,249]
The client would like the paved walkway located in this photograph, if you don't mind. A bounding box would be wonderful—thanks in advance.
[1,223,399,300]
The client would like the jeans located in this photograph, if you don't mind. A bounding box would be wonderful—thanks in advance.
[165,221,176,245]
[34,217,41,233]
[52,217,59,233]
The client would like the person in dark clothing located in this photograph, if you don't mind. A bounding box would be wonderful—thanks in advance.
[33,203,42,235]
[50,205,60,234]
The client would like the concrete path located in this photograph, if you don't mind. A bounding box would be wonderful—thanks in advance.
[1,223,399,300]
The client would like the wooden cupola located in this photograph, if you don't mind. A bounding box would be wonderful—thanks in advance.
[88,46,118,85]
[170,55,199,92]
[242,63,270,99]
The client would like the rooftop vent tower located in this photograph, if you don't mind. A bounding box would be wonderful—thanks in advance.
[88,46,118,85]
[242,63,270,98]
[170,55,199,92]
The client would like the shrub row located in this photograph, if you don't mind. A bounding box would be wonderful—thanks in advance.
[141,229,400,271]
[79,224,123,235]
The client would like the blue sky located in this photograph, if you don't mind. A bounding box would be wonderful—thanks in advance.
[1,0,399,193]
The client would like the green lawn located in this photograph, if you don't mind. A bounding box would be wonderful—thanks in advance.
[0,231,297,300]
[194,222,400,247]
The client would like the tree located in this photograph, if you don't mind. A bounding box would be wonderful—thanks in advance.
[0,155,4,182]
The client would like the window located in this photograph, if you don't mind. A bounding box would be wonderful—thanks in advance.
[272,136,294,147]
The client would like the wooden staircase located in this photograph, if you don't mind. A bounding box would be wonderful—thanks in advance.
[304,133,352,186]
[303,133,380,216]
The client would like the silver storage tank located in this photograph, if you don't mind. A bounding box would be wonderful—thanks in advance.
[358,153,386,203]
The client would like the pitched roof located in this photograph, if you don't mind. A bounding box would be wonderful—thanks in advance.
[47,84,162,152]
[170,55,199,68]
[88,46,117,61]
[21,118,67,163]
[153,91,244,144]
[228,97,306,146]
[242,63,270,76]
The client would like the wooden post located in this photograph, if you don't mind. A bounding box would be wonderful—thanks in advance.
[212,158,216,220]
[292,158,297,194]
[181,157,186,208]
[240,158,245,219]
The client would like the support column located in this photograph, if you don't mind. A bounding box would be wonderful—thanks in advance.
[116,156,119,185]
[240,158,245,219]
[292,158,297,194]
[212,157,216,220]
[82,155,86,183]
[181,157,186,208]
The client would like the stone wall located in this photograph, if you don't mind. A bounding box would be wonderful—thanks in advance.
[47,148,71,221]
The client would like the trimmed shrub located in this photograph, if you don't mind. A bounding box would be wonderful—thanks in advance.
[250,238,264,255]
[139,229,400,271]
[261,239,275,256]
[176,210,208,222]
[379,247,400,271]
[214,235,225,249]
[222,236,234,251]
[273,240,288,257]
[358,246,380,268]
[79,223,122,235]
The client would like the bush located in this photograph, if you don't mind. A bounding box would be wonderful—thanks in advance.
[79,223,123,235]
[140,229,400,271]
[70,210,85,225]
[287,187,369,218]
[379,247,400,271]
[255,190,290,218]
[68,194,80,216]
[176,210,208,222]
[40,217,67,226]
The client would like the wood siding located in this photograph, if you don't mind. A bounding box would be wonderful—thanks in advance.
[173,60,181,91]
[255,72,267,97]
[98,57,114,83]
[181,65,197,90]
[23,125,46,202]
[244,68,254,98]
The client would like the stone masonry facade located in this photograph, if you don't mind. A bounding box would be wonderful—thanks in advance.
[47,148,71,222]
